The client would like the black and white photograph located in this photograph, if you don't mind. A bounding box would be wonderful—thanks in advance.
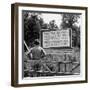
[11,3,87,86]
[23,11,80,78]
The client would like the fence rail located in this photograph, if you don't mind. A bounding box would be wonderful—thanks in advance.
[24,60,80,77]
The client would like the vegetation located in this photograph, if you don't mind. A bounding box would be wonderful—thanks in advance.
[61,14,81,48]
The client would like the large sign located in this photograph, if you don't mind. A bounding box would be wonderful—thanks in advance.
[41,29,72,48]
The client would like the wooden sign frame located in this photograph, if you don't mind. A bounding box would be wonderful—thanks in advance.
[41,29,72,49]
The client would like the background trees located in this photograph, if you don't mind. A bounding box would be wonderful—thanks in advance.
[23,12,44,49]
[23,12,81,50]
[61,14,81,48]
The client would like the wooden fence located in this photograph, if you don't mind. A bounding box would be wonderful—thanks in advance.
[24,59,80,77]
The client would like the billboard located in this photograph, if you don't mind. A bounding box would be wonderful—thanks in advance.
[41,29,72,48]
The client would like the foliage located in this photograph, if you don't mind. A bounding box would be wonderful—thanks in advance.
[23,12,44,48]
[61,14,81,48]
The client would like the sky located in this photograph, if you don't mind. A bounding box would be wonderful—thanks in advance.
[41,13,62,28]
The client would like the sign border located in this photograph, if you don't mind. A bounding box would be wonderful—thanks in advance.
[41,29,72,49]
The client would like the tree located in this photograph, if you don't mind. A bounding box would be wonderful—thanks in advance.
[23,12,44,48]
[60,14,81,48]
[61,14,80,29]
